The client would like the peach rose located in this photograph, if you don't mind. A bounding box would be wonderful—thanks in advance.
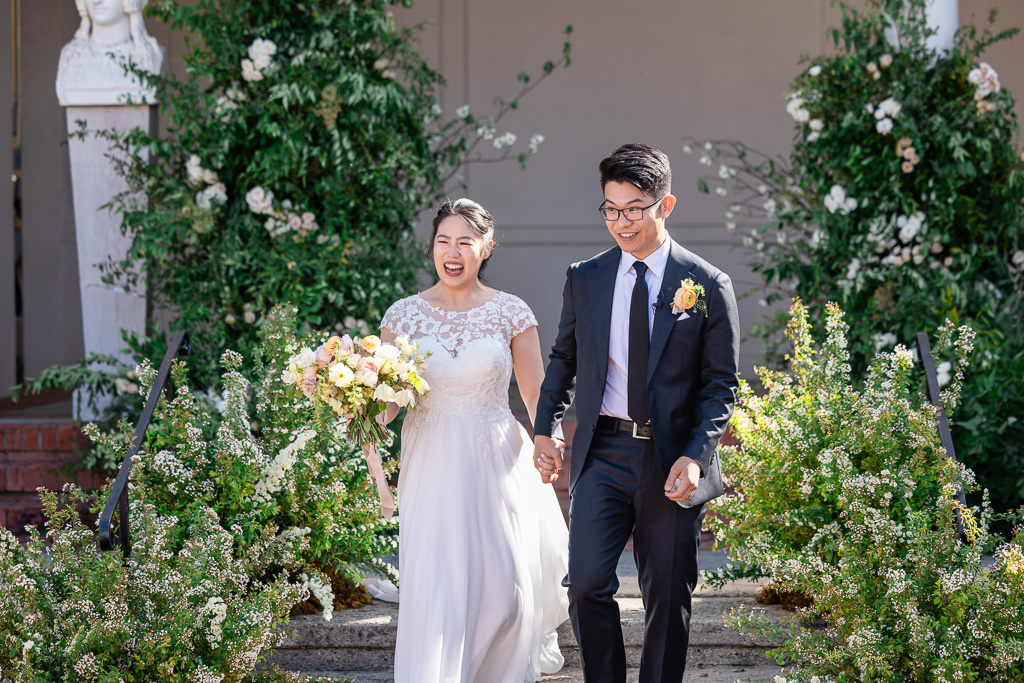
[673,281,698,312]
[358,357,383,375]
[361,335,382,353]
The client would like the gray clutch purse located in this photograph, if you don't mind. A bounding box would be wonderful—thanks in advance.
[672,450,725,509]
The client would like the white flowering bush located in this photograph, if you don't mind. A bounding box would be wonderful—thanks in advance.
[707,300,1024,681]
[687,0,1024,512]
[0,486,315,682]
[86,305,400,618]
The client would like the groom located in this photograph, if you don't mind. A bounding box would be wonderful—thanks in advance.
[533,143,740,683]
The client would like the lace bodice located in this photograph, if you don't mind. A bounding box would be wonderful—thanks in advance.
[381,292,537,429]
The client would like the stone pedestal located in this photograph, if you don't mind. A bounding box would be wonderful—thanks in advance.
[65,106,155,421]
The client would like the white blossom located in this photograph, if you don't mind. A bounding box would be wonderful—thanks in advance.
[823,184,858,215]
[876,116,895,135]
[968,62,1001,98]
[455,104,471,119]
[529,134,545,153]
[1012,250,1024,266]
[808,64,822,76]
[786,93,811,123]
[245,186,275,215]
[937,361,952,387]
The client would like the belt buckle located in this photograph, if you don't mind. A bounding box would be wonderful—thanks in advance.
[632,421,652,440]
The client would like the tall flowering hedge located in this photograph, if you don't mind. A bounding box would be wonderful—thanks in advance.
[709,300,1024,681]
[0,487,310,682]
[93,0,570,390]
[689,0,1024,510]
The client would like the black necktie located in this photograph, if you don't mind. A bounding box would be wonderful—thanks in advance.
[628,261,650,425]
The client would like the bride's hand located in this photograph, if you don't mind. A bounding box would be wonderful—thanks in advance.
[375,403,400,426]
[533,435,565,484]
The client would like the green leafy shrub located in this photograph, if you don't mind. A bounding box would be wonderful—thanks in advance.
[0,486,309,682]
[688,0,1024,510]
[83,304,398,616]
[709,300,1024,681]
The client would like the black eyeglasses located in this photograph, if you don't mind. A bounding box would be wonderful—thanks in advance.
[598,197,663,221]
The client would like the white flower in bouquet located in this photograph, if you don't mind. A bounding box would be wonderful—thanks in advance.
[394,388,417,408]
[328,362,354,388]
[373,384,397,402]
[295,348,317,369]
[374,344,401,361]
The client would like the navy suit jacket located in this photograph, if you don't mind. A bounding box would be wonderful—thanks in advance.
[535,239,740,496]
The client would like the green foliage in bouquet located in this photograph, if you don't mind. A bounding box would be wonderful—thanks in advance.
[709,300,1024,681]
[82,305,398,617]
[689,0,1024,510]
[0,486,310,682]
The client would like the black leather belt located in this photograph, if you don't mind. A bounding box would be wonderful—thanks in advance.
[596,415,653,439]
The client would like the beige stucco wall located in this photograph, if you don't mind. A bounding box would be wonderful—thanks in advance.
[1,0,1022,399]
[397,0,1024,384]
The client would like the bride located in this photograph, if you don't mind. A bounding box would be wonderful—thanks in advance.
[379,198,570,682]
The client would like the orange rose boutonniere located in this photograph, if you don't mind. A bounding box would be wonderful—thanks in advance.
[671,278,708,316]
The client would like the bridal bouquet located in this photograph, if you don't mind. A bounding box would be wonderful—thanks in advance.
[282,333,429,517]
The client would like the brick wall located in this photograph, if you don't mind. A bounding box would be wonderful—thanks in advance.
[0,422,99,537]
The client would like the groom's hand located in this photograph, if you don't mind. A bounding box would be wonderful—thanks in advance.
[533,435,565,484]
[665,456,702,502]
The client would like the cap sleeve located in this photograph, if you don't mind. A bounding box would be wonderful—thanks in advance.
[381,297,410,336]
[505,294,538,339]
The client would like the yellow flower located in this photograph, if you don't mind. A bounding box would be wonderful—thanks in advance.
[361,335,381,353]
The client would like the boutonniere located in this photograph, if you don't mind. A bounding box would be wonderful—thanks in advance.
[671,279,708,316]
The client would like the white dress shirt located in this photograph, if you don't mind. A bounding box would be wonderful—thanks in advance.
[600,237,672,420]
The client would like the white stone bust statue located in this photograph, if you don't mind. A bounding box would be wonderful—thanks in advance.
[56,0,166,106]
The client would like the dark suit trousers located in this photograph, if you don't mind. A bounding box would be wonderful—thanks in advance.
[564,426,707,683]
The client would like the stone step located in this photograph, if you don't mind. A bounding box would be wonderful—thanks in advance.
[298,663,784,682]
[268,580,787,674]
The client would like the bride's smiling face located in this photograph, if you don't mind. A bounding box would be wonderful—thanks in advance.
[432,216,491,286]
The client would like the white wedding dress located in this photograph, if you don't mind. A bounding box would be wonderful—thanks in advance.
[382,291,570,683]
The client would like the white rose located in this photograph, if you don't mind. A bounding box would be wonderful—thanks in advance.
[241,59,262,82]
[186,155,204,186]
[808,65,822,76]
[252,52,272,71]
[354,369,379,387]
[294,348,316,369]
[809,118,824,131]
[375,345,401,361]
[876,117,894,135]
[245,186,274,215]
[1011,250,1024,266]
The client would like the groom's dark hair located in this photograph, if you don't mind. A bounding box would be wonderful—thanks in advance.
[599,143,672,200]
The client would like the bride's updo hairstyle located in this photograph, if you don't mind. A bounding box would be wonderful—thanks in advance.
[430,198,497,275]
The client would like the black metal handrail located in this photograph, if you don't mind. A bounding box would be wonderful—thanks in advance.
[97,330,191,557]
[916,331,968,537]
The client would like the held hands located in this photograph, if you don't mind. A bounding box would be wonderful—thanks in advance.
[533,435,565,484]
[665,456,701,502]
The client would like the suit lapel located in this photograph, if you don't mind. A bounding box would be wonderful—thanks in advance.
[648,241,696,382]
[587,249,620,389]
